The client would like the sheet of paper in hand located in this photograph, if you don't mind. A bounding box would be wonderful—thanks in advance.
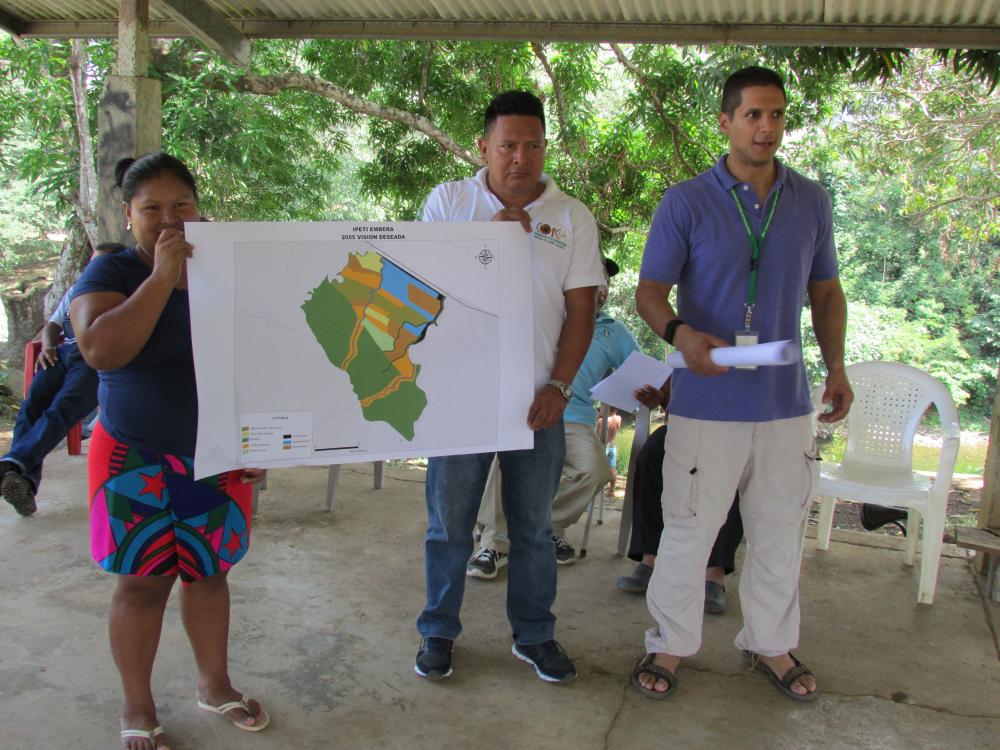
[589,352,673,412]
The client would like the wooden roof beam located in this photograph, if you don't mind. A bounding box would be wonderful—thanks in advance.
[10,20,1000,51]
[156,0,250,66]
[0,7,25,36]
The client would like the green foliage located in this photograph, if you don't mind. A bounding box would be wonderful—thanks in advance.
[0,37,99,212]
[803,301,981,407]
[156,40,345,221]
[795,50,998,416]
[2,34,996,423]
[0,138,62,273]
[614,424,635,476]
[603,268,664,361]
[296,39,541,218]
[934,49,1000,93]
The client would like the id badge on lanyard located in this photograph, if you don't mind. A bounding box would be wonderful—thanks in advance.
[731,185,781,370]
[734,329,759,368]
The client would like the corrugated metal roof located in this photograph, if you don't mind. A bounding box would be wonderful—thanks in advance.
[1,1,998,47]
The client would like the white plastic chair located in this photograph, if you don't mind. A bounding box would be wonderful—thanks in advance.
[811,361,960,605]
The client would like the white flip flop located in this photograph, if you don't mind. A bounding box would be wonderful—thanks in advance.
[196,693,271,732]
[120,725,166,747]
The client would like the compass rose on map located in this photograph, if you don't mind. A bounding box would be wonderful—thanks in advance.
[477,247,494,266]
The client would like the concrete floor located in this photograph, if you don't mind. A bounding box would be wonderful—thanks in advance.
[1,449,999,750]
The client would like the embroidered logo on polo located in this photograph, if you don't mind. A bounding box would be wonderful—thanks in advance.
[533,222,568,249]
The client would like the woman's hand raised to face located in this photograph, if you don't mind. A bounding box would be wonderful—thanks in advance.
[151,227,193,288]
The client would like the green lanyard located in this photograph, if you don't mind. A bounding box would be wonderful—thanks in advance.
[730,185,782,330]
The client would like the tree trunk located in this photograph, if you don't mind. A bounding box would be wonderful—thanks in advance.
[41,40,98,315]
[979,365,1000,529]
[42,214,91,318]
[69,40,98,231]
[1,275,50,378]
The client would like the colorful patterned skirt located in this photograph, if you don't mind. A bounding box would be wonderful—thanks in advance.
[88,420,253,582]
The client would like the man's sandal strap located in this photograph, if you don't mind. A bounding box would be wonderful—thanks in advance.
[636,654,678,688]
[781,663,813,690]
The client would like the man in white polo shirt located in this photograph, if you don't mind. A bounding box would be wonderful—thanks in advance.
[414,90,605,683]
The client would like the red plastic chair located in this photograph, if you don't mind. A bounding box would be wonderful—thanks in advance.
[23,340,83,456]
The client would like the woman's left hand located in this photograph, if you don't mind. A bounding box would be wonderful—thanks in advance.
[240,468,267,485]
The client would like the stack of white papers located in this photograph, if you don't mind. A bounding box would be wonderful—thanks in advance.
[589,352,672,412]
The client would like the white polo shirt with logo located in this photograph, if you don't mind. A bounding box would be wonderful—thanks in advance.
[420,168,605,391]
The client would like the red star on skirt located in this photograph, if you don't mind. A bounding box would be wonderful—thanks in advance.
[225,530,244,556]
[138,471,168,501]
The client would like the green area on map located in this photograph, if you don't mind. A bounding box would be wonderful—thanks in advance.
[302,251,445,440]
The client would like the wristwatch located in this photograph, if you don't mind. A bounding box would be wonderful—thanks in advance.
[664,318,687,346]
[547,379,573,401]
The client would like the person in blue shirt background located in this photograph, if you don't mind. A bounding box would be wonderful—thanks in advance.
[469,257,641,575]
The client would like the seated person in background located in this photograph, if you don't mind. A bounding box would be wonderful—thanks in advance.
[468,259,641,576]
[0,241,125,516]
[615,379,744,615]
[598,406,622,497]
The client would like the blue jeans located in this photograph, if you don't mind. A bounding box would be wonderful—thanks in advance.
[3,343,98,492]
[417,420,566,646]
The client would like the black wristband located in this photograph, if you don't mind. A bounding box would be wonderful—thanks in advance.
[664,318,686,345]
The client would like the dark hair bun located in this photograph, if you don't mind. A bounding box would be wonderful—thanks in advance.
[114,158,136,188]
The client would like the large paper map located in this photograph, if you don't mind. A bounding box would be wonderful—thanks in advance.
[302,251,444,440]
[187,221,534,479]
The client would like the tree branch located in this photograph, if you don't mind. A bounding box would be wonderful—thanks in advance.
[418,41,435,110]
[531,44,570,141]
[908,192,1000,219]
[609,43,713,177]
[68,40,97,231]
[531,43,638,239]
[223,71,483,167]
[530,43,592,190]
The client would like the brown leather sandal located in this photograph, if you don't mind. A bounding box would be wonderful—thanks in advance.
[744,650,818,703]
[631,653,679,700]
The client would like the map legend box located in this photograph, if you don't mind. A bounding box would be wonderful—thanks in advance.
[238,411,313,462]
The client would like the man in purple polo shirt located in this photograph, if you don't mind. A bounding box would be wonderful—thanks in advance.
[631,66,852,702]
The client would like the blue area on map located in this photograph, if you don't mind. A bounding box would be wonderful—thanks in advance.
[381,258,442,320]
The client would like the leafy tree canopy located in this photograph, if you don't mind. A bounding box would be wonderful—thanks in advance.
[0,35,996,415]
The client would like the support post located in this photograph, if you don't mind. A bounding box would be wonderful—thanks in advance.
[96,0,161,245]
[979,365,1000,530]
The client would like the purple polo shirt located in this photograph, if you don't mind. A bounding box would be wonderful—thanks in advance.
[640,156,838,422]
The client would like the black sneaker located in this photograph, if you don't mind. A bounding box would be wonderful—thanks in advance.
[1,469,36,517]
[414,637,454,680]
[553,535,576,565]
[466,547,508,579]
[512,640,577,683]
